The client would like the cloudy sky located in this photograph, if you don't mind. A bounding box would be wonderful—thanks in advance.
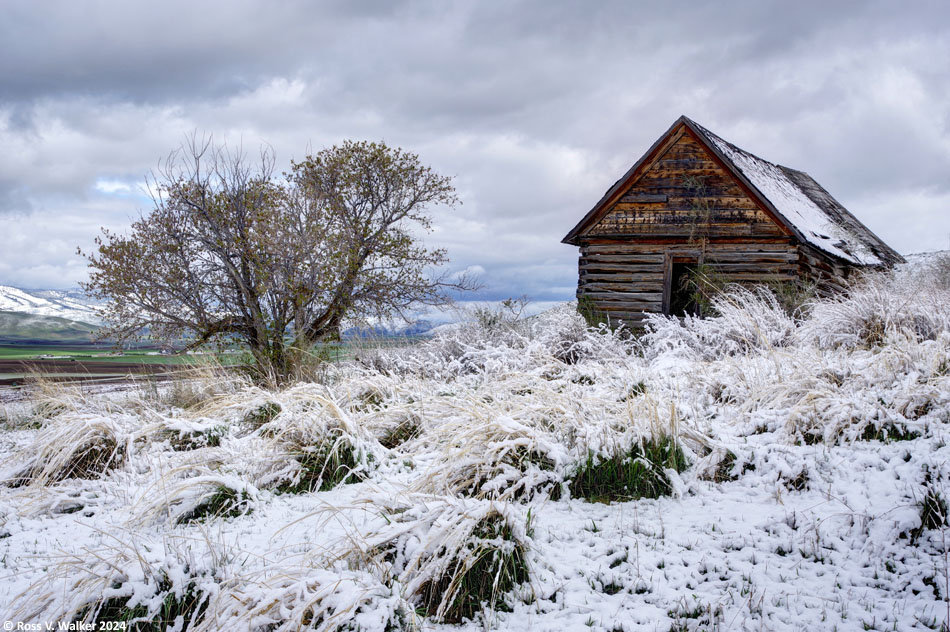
[1,1,948,305]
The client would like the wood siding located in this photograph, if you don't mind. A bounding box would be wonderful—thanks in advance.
[565,118,896,328]
[797,243,851,295]
[577,240,800,327]
[585,133,786,239]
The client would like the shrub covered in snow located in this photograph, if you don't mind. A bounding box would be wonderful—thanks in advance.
[565,434,689,502]
[800,265,950,350]
[15,536,224,629]
[2,413,131,486]
[641,285,797,361]
[204,567,416,632]
[363,302,635,378]
[355,496,531,623]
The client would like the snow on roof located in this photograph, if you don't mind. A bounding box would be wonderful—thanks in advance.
[690,121,901,266]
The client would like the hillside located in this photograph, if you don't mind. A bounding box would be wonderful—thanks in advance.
[0,310,99,343]
[1,256,948,631]
[0,286,102,324]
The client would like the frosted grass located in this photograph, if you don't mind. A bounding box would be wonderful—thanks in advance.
[2,257,950,630]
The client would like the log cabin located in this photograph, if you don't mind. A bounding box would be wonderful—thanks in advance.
[562,115,904,327]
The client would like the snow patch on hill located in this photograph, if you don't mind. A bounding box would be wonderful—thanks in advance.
[0,286,102,324]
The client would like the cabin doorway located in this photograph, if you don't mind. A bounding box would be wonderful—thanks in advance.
[665,256,700,317]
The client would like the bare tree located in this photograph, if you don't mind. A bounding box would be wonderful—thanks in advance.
[81,137,472,380]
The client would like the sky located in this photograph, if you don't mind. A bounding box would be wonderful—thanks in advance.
[1,0,949,306]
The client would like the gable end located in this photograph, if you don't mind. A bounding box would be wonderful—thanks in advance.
[564,116,904,268]
[581,130,788,240]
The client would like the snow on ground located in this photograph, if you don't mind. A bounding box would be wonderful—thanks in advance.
[1,258,950,631]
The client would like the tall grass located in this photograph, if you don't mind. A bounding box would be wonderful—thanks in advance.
[5,257,950,629]
[136,472,257,525]
[566,434,688,502]
[3,414,129,486]
[356,497,532,623]
[12,535,224,628]
[195,567,416,632]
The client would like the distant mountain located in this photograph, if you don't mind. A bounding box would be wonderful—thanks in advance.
[0,285,445,344]
[0,310,100,343]
[0,286,103,324]
[343,320,436,339]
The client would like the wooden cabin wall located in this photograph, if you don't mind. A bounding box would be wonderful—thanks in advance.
[577,239,799,327]
[573,128,860,329]
[586,132,787,240]
[797,243,851,295]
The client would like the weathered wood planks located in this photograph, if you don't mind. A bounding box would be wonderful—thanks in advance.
[575,238,808,327]
[565,119,877,329]
[586,134,787,240]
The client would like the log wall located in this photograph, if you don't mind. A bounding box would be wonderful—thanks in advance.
[797,243,851,295]
[577,240,800,327]
[573,127,856,328]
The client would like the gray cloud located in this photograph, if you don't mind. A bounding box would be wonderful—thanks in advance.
[1,0,949,294]
[0,177,32,214]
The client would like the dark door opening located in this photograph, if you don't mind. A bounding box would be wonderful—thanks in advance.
[668,260,699,317]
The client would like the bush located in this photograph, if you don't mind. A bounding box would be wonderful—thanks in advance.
[415,415,566,502]
[766,278,818,318]
[276,395,381,493]
[361,301,634,378]
[162,424,227,451]
[643,285,796,361]
[577,295,607,328]
[5,415,128,486]
[278,432,369,493]
[176,484,253,524]
[912,466,948,544]
[158,365,248,410]
[800,269,950,349]
[244,402,282,428]
[379,416,422,449]
[702,449,756,483]
[358,498,531,624]
[566,435,688,502]
[80,575,211,631]
[416,514,529,623]
[208,568,416,631]
[136,474,257,526]
[17,538,224,630]
[860,422,920,443]
[472,297,529,333]
[919,487,948,532]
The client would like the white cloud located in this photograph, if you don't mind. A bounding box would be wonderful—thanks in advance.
[94,179,132,195]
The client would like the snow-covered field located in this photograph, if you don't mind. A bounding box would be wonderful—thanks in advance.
[2,258,950,631]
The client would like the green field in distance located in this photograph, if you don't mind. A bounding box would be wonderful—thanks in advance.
[0,345,208,363]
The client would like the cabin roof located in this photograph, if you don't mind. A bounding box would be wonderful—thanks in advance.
[563,116,904,266]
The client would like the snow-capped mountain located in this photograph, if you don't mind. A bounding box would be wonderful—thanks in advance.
[0,285,103,324]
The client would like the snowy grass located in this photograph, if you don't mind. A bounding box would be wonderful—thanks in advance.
[354,496,532,623]
[566,434,689,502]
[2,258,950,630]
[3,412,131,486]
